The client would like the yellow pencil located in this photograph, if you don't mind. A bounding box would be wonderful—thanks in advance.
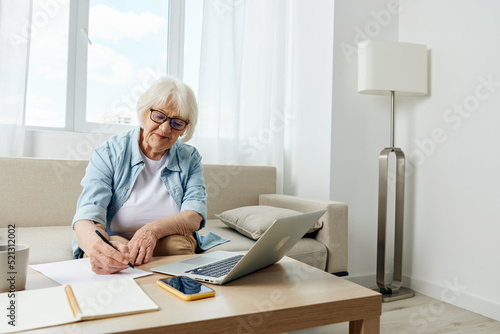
[64,285,82,318]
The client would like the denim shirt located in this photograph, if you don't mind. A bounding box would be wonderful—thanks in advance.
[71,126,207,258]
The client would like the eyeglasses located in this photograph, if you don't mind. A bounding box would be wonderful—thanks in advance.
[150,108,189,131]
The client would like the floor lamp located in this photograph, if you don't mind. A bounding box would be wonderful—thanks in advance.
[357,40,428,302]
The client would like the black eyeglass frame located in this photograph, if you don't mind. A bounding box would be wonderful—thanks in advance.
[149,108,189,131]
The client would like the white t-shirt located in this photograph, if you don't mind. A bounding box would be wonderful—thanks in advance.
[110,151,179,239]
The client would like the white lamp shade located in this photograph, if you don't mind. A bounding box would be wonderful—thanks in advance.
[358,40,428,96]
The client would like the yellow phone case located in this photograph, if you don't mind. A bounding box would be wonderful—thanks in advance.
[157,277,216,301]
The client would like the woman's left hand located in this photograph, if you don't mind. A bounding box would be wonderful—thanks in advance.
[128,226,159,265]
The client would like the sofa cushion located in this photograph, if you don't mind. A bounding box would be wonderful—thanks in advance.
[0,226,75,265]
[1,158,88,228]
[215,205,323,240]
[202,219,327,270]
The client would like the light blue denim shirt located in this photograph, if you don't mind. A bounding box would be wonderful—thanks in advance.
[71,126,209,258]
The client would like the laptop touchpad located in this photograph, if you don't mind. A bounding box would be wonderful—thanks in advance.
[181,257,217,265]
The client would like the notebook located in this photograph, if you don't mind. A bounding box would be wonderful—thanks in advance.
[0,278,158,333]
[151,210,326,285]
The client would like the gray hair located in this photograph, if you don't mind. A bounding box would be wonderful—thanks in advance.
[136,76,198,142]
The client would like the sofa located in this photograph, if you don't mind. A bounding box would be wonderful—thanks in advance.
[0,157,348,275]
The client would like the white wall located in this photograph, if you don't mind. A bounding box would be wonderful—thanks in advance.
[398,0,500,322]
[330,0,399,281]
[330,0,500,323]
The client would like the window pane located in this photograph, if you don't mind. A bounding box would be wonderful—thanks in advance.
[25,0,70,128]
[183,0,204,98]
[86,0,168,125]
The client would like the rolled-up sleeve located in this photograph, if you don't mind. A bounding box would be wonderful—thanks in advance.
[72,147,114,229]
[180,150,207,228]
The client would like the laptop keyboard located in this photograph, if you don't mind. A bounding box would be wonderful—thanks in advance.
[185,254,244,278]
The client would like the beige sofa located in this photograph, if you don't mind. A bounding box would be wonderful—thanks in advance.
[0,157,348,275]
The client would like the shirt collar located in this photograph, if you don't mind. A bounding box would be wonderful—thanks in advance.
[130,126,181,172]
[164,140,181,172]
[131,126,144,167]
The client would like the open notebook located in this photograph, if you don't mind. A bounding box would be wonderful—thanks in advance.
[0,278,158,333]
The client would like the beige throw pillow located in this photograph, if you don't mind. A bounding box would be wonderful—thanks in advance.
[215,205,323,240]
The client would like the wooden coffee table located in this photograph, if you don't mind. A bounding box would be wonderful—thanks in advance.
[25,255,381,333]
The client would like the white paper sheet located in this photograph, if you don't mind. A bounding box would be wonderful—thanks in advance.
[30,258,152,285]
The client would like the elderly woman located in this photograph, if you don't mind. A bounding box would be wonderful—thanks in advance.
[72,77,206,274]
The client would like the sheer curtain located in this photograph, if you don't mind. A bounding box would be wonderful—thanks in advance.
[0,0,32,157]
[193,0,291,193]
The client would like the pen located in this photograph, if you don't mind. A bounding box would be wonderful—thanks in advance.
[95,230,134,269]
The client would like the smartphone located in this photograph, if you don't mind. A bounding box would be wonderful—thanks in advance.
[157,276,216,301]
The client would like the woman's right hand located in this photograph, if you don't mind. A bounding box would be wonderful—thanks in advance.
[87,239,131,274]
[74,220,131,274]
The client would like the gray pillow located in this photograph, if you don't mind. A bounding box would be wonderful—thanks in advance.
[215,205,323,240]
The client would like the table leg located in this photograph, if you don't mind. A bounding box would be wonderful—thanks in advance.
[349,316,380,334]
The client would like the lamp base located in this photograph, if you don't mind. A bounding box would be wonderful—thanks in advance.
[371,286,415,303]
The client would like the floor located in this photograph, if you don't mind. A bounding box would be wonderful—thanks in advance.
[290,293,500,333]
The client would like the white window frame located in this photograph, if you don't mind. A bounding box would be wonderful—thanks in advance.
[26,0,185,134]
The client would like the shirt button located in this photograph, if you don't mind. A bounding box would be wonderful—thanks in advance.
[110,206,115,211]
[125,186,130,190]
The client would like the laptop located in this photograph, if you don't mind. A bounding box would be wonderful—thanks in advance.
[151,210,326,285]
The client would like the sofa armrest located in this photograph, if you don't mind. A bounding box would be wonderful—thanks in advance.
[259,194,348,274]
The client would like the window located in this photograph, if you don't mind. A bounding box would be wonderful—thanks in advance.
[25,0,70,128]
[25,0,189,133]
[84,0,168,128]
[182,0,203,97]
